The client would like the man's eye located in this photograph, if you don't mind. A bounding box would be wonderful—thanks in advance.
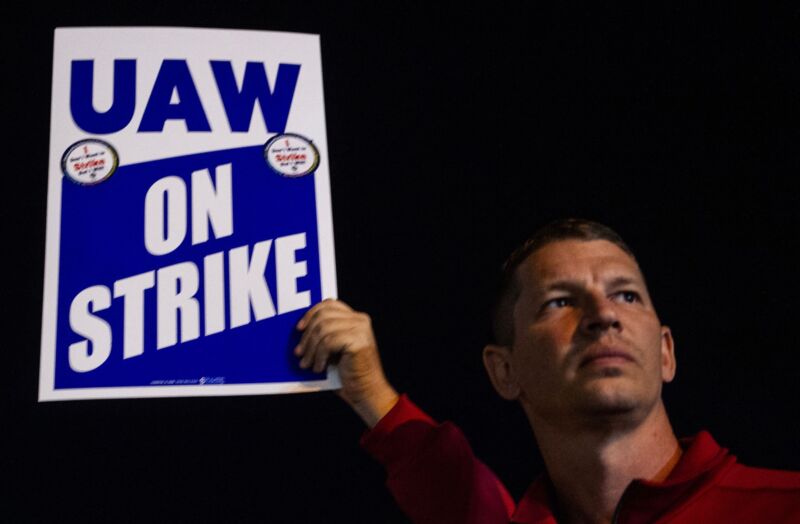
[615,291,641,303]
[544,297,573,309]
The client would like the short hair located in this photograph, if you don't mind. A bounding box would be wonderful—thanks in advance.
[491,218,637,346]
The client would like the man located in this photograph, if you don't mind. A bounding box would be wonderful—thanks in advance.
[294,218,800,523]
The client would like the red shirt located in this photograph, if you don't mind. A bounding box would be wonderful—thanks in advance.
[361,394,800,523]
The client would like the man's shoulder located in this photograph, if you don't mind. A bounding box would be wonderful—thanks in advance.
[648,433,800,522]
[720,462,800,492]
[679,431,800,492]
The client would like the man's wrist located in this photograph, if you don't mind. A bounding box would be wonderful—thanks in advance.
[352,385,400,428]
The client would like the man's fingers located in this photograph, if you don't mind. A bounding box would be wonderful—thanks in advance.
[299,312,348,346]
[312,336,334,373]
[299,331,346,371]
[296,318,359,369]
[296,299,352,330]
[299,346,317,369]
[296,313,353,356]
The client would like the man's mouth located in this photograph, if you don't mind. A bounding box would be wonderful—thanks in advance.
[579,347,635,368]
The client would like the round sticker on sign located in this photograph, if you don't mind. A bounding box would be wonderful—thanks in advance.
[263,133,320,177]
[61,139,119,185]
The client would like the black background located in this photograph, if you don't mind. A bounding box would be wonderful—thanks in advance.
[5,3,800,522]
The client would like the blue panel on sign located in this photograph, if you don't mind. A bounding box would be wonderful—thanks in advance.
[54,145,325,388]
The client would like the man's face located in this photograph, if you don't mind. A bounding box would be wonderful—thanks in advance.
[505,239,675,427]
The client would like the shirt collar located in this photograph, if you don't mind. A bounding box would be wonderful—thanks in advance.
[510,431,735,524]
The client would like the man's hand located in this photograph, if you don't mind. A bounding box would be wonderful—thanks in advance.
[295,299,399,428]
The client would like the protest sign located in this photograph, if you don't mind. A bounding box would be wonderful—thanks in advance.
[39,27,338,400]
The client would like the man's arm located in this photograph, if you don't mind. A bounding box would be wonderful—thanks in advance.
[294,299,516,523]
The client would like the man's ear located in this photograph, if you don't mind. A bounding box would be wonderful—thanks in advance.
[482,344,521,400]
[660,326,677,383]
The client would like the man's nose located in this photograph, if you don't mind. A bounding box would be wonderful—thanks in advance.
[580,292,622,335]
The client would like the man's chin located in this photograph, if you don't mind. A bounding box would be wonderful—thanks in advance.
[573,383,643,417]
[578,399,639,418]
